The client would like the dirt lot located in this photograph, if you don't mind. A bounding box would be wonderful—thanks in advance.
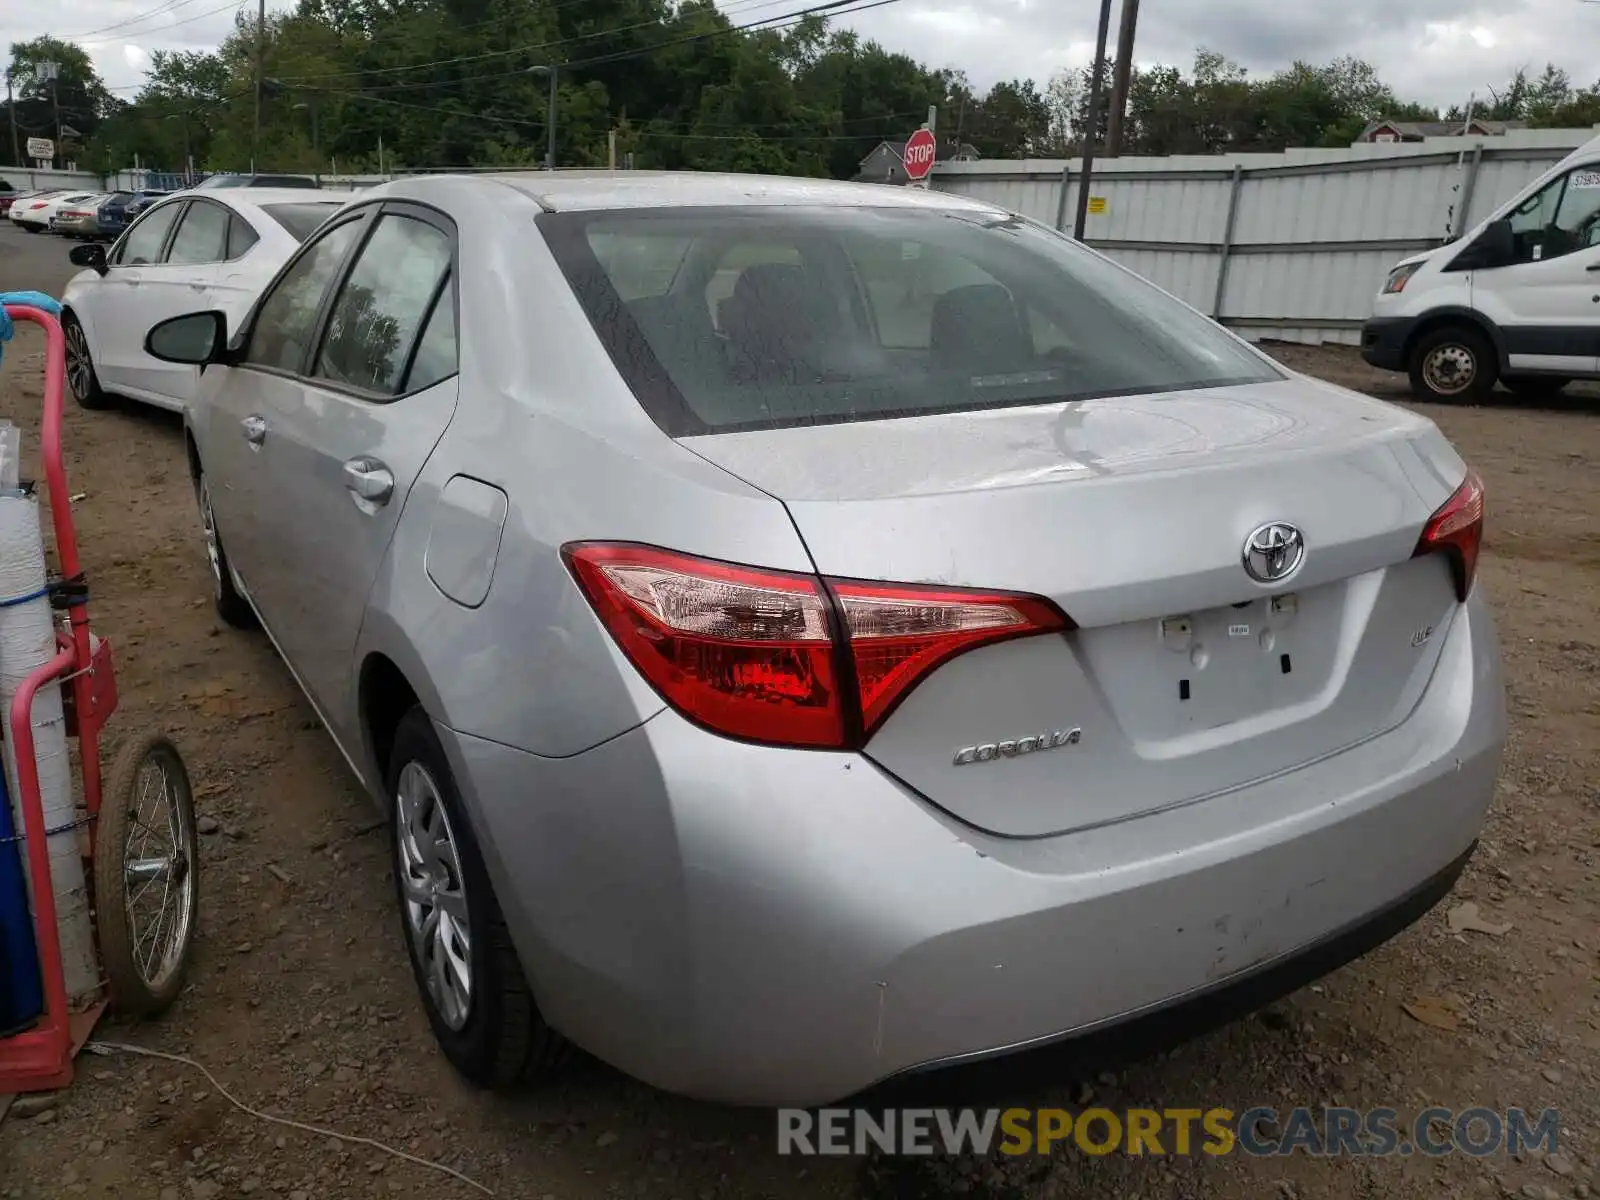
[0,224,1597,1200]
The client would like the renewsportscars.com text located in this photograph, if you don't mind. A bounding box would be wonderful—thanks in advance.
[777,1107,1561,1158]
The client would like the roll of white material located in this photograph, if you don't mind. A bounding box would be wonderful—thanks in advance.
[0,493,96,1001]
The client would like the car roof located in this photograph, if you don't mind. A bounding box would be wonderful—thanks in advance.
[439,171,1000,215]
[169,186,347,207]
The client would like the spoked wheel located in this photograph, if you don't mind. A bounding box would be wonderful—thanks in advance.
[94,734,200,1016]
[62,312,113,410]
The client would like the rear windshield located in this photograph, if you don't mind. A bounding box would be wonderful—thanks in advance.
[262,202,339,241]
[540,206,1282,435]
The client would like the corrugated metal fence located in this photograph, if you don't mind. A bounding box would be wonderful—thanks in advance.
[932,127,1598,345]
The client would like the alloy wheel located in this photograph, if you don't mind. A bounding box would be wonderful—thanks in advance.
[65,320,94,402]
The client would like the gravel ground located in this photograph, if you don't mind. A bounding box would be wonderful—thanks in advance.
[1,223,1597,1200]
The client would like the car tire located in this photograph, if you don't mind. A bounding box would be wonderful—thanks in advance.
[62,310,116,412]
[1407,325,1497,404]
[387,706,570,1090]
[196,472,256,629]
[1503,375,1569,401]
[62,312,115,411]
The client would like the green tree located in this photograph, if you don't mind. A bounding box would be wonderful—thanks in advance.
[5,36,118,166]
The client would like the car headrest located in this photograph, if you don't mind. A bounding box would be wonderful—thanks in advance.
[929,283,1034,374]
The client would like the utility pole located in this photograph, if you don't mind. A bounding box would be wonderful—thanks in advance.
[529,64,560,170]
[5,72,19,168]
[608,128,617,170]
[1072,0,1115,241]
[1105,0,1140,157]
[545,65,558,170]
[253,0,265,166]
[293,98,320,185]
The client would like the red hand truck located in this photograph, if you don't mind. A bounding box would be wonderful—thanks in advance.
[0,303,199,1101]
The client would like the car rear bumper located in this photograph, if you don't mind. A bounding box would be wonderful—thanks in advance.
[1359,316,1414,371]
[442,587,1505,1107]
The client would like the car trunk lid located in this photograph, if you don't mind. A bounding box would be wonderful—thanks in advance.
[683,377,1470,837]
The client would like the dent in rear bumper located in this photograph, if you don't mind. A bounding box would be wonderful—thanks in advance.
[439,590,1504,1107]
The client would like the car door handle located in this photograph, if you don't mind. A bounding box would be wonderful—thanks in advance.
[1587,262,1600,271]
[343,457,395,506]
[242,415,267,447]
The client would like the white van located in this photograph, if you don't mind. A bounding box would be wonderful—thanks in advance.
[1361,132,1600,402]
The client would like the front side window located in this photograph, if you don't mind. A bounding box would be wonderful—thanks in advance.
[313,214,453,396]
[1505,168,1600,264]
[246,218,366,374]
[114,201,183,266]
[166,200,230,265]
[541,206,1282,435]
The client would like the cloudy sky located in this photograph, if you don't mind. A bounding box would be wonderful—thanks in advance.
[7,0,1599,113]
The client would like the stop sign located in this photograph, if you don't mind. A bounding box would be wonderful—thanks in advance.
[902,128,937,181]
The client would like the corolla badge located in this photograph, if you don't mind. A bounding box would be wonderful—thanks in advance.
[953,727,1081,766]
[1241,522,1305,584]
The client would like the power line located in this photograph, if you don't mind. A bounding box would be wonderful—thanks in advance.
[60,0,232,42]
[331,87,907,142]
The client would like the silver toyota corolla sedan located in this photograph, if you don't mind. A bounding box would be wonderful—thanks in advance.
[145,172,1505,1107]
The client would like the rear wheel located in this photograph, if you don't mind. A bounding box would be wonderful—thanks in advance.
[387,706,569,1089]
[197,472,255,628]
[1407,325,1496,404]
[1503,375,1569,402]
[63,312,113,411]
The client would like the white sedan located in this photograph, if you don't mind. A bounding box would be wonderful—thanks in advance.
[10,191,97,232]
[62,188,343,412]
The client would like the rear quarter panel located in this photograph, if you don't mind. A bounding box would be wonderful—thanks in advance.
[350,180,813,776]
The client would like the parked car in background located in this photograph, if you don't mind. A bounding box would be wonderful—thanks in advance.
[146,173,1503,1107]
[0,180,17,217]
[61,188,344,413]
[9,191,88,232]
[49,194,111,238]
[196,173,319,189]
[1362,131,1600,403]
[123,189,172,220]
[86,190,138,241]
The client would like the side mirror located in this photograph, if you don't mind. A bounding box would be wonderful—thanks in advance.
[1476,218,1514,267]
[68,242,107,276]
[145,311,228,366]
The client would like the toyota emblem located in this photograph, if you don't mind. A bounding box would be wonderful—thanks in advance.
[1242,522,1305,584]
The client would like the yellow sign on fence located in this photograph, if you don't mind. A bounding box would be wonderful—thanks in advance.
[1087,196,1108,214]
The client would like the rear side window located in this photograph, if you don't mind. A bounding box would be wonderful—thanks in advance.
[261,203,339,242]
[246,218,365,374]
[166,200,230,265]
[404,276,458,392]
[227,213,259,259]
[541,207,1282,435]
[313,214,452,396]
[115,201,183,266]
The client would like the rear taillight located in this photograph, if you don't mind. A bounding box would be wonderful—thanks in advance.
[563,542,1071,750]
[1413,469,1484,601]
